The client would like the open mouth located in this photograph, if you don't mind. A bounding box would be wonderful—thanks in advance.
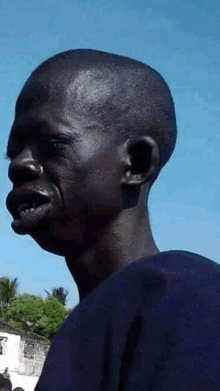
[6,190,51,234]
[14,198,48,220]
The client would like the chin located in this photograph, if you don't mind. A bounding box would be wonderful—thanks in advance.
[30,228,89,258]
[30,231,67,256]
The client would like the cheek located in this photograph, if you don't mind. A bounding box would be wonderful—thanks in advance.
[81,157,123,211]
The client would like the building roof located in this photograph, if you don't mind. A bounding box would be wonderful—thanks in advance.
[0,320,50,344]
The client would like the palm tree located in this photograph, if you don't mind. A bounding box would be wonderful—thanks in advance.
[0,277,18,318]
[44,287,69,306]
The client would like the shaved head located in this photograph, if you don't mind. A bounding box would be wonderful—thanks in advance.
[7,49,177,290]
[16,49,177,183]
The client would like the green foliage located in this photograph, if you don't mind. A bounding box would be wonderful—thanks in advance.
[0,277,19,320]
[6,294,68,339]
[6,294,45,331]
[44,287,69,306]
[0,277,68,340]
[36,297,68,338]
[0,277,18,307]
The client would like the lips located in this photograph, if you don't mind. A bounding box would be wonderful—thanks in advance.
[6,189,51,234]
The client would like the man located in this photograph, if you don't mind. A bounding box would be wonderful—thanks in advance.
[1,369,11,391]
[0,373,11,391]
[6,49,220,390]
[2,369,10,380]
[0,374,7,391]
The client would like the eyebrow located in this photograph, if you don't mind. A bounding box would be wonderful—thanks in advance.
[6,124,79,158]
[40,132,78,143]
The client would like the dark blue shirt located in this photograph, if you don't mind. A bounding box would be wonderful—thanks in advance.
[35,251,220,390]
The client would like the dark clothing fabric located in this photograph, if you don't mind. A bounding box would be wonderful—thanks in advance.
[3,379,11,391]
[35,250,220,390]
[0,374,11,391]
[0,375,6,387]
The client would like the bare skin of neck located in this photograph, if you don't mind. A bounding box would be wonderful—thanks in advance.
[65,191,160,301]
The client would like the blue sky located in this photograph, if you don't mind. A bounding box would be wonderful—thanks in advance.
[0,0,219,308]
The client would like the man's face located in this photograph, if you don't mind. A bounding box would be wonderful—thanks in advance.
[6,75,124,256]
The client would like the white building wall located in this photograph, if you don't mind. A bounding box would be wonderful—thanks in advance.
[0,331,49,391]
[0,331,20,371]
[7,371,39,391]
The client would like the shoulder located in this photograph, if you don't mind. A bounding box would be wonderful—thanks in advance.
[131,250,220,304]
[62,250,220,335]
[73,250,220,314]
[100,250,220,297]
[122,250,220,287]
[84,250,220,318]
[133,249,220,276]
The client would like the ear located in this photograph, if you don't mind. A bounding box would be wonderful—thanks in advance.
[121,136,160,186]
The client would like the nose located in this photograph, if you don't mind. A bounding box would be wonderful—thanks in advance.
[8,147,43,187]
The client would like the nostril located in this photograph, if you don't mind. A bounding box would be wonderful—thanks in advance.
[8,159,43,186]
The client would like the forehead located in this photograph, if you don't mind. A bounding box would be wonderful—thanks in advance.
[18,65,118,104]
[12,92,69,139]
[15,65,118,119]
[12,67,123,140]
[9,76,113,151]
[15,73,66,116]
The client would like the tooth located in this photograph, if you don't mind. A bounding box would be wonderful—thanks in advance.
[21,209,30,215]
[17,201,40,216]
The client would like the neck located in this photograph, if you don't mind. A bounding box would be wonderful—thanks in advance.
[65,202,159,301]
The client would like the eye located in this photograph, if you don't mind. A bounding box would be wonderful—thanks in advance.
[38,139,67,157]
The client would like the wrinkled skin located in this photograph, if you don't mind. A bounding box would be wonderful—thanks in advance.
[7,90,127,255]
[6,53,165,299]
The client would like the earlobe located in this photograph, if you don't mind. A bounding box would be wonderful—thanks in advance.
[121,136,160,186]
